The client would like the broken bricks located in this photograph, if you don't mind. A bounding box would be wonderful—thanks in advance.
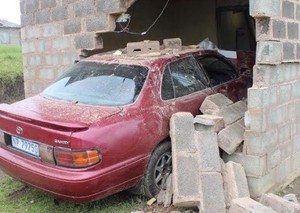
[228,197,278,213]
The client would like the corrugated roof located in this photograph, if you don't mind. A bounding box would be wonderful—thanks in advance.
[0,19,20,28]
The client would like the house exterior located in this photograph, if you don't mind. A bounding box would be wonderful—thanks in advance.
[20,0,300,197]
[0,19,21,46]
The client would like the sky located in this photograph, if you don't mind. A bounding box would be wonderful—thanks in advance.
[0,0,21,25]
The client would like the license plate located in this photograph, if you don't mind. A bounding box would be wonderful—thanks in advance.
[11,136,39,157]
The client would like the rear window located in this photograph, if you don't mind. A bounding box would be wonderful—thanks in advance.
[42,62,149,106]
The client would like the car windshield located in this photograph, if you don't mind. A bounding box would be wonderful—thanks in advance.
[42,61,149,106]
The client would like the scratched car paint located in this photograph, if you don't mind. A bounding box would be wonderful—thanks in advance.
[0,47,253,202]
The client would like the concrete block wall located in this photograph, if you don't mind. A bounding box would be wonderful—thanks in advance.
[234,0,300,196]
[20,0,135,97]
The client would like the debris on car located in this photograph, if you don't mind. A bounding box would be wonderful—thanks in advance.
[0,38,253,202]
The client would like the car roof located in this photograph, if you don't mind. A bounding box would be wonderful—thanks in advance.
[83,47,219,67]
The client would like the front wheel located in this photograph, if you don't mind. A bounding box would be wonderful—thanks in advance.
[141,141,172,197]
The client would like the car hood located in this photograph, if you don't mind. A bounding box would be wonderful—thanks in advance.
[4,95,123,127]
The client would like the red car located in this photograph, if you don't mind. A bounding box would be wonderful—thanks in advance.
[0,46,252,202]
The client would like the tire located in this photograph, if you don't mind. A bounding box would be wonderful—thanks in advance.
[138,141,172,197]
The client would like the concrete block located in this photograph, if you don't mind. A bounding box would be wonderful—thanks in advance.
[21,14,33,27]
[223,152,267,178]
[247,110,267,132]
[41,0,56,9]
[25,0,39,13]
[250,0,280,17]
[283,1,295,19]
[172,155,200,207]
[170,113,197,152]
[163,38,182,51]
[248,86,277,109]
[86,15,107,32]
[39,68,54,80]
[198,172,226,213]
[164,174,173,208]
[194,131,221,172]
[244,129,278,156]
[268,105,286,129]
[200,93,233,114]
[194,114,224,133]
[228,197,278,213]
[256,18,271,40]
[247,170,276,197]
[74,0,94,17]
[35,9,51,24]
[287,23,299,40]
[127,41,160,56]
[218,119,245,155]
[283,42,295,61]
[273,20,286,40]
[260,193,300,213]
[216,101,247,126]
[74,33,102,50]
[42,23,63,37]
[96,0,125,14]
[64,19,81,35]
[256,41,282,65]
[223,161,250,207]
[52,6,67,21]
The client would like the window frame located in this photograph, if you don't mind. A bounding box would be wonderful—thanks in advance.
[160,56,210,101]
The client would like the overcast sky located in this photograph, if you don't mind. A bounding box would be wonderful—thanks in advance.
[0,0,21,25]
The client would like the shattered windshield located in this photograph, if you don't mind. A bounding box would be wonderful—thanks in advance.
[42,61,149,106]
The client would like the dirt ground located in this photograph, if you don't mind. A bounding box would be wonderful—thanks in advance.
[277,176,300,202]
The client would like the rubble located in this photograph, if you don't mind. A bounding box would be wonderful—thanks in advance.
[260,193,300,213]
[283,194,299,204]
[228,197,278,213]
[200,93,233,114]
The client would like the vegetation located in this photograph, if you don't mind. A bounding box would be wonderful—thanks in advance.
[0,176,144,213]
[0,45,23,82]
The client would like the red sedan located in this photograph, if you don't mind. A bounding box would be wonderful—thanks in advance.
[0,47,252,202]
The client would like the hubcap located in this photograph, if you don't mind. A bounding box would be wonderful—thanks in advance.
[154,152,172,189]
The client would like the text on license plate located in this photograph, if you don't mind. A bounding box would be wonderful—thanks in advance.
[11,136,39,157]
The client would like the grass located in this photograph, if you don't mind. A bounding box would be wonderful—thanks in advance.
[0,45,23,82]
[0,176,144,213]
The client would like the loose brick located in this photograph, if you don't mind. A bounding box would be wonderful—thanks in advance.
[228,197,278,213]
[127,41,160,56]
[260,193,300,213]
[222,161,250,207]
[163,174,173,208]
[216,101,247,126]
[170,113,197,152]
[194,114,224,133]
[223,152,267,178]
[218,119,245,155]
[172,155,200,207]
[200,93,233,114]
[194,131,221,172]
[198,172,226,213]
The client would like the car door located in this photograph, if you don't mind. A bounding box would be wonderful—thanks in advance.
[161,56,214,116]
[195,54,247,101]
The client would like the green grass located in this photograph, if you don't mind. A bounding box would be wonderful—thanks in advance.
[0,45,23,82]
[0,176,144,213]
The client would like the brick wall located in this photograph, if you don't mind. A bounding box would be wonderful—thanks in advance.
[225,0,300,197]
[20,0,135,97]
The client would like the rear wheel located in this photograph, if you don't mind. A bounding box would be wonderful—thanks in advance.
[140,141,172,197]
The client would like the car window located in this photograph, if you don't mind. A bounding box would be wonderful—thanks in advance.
[161,57,208,100]
[42,62,148,106]
[196,55,237,87]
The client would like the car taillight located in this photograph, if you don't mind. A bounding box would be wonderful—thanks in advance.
[0,130,4,145]
[54,147,101,168]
